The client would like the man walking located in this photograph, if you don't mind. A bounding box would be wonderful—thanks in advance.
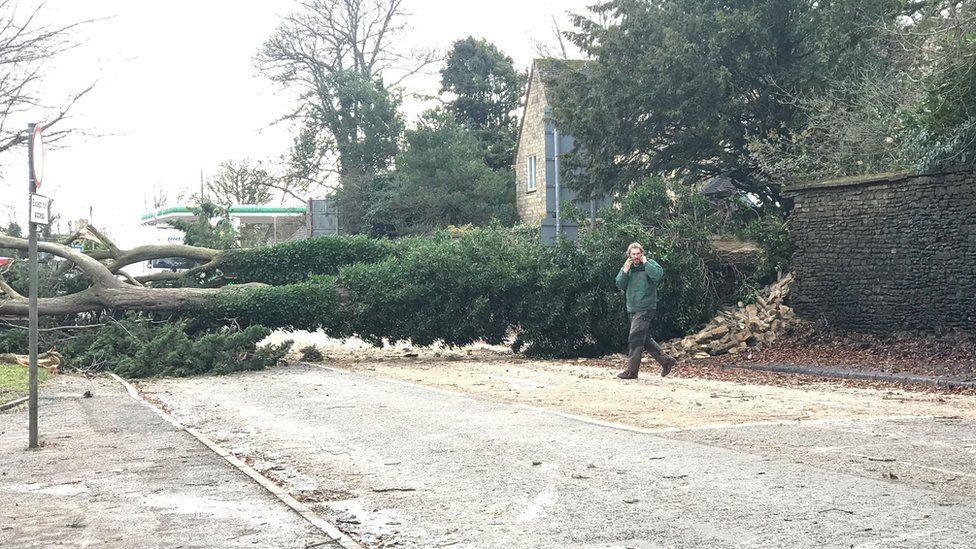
[614,242,677,379]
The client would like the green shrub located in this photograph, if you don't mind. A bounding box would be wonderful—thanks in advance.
[299,345,324,362]
[57,319,290,378]
[338,229,535,347]
[209,178,775,357]
[740,215,793,282]
[216,280,343,332]
[218,235,395,285]
[1,178,790,363]
[0,327,27,354]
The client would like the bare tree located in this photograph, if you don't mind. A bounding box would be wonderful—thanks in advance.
[256,0,437,231]
[0,1,95,155]
[531,10,597,60]
[257,0,437,91]
[532,14,571,59]
[146,182,170,210]
[206,159,274,206]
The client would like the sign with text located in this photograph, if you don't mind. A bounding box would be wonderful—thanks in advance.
[30,194,49,225]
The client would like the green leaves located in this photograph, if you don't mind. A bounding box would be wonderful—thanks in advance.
[550,0,909,207]
[63,179,785,363]
[217,282,342,334]
[56,319,290,378]
[903,31,976,170]
[212,180,775,357]
[171,203,239,250]
[441,37,526,171]
[218,235,395,285]
[364,110,517,236]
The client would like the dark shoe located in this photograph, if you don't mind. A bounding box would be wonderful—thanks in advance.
[661,356,677,377]
[616,368,638,379]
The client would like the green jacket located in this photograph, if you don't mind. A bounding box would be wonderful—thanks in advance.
[615,259,664,313]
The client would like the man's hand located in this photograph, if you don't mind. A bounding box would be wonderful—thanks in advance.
[622,258,632,273]
[640,256,647,264]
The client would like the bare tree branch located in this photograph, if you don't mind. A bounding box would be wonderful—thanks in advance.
[83,223,121,258]
[0,234,119,287]
[0,274,23,300]
[0,282,271,317]
[1,321,106,332]
[132,257,220,284]
[0,232,265,317]
[117,270,144,287]
[206,159,275,206]
[255,0,430,204]
[105,243,220,274]
[0,2,97,154]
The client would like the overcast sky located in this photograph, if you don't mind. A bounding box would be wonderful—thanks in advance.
[0,0,591,241]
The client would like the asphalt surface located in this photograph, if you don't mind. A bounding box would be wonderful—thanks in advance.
[141,363,976,549]
[0,375,339,549]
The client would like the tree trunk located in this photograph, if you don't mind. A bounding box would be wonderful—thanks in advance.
[0,283,266,317]
[0,231,254,319]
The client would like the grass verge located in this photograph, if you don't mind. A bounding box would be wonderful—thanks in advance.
[0,362,49,407]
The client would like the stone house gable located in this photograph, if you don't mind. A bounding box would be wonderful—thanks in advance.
[514,62,550,225]
[514,59,606,234]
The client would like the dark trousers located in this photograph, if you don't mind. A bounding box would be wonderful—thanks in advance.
[627,309,670,373]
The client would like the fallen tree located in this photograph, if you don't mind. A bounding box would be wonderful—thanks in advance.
[0,234,265,316]
[1,179,792,364]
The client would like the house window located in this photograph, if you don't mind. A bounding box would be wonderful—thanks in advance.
[526,155,537,192]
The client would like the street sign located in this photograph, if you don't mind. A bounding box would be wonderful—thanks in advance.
[29,124,43,190]
[29,194,49,225]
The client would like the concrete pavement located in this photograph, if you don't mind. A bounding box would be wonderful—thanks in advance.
[0,374,341,549]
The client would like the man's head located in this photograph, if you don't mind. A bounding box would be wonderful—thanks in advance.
[625,242,644,262]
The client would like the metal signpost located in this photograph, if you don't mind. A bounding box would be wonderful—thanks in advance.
[27,122,44,449]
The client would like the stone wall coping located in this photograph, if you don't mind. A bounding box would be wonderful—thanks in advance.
[783,171,917,194]
[784,168,974,194]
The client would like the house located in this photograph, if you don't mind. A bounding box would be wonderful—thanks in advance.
[514,58,609,242]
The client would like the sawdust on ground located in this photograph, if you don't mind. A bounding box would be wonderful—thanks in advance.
[267,332,976,430]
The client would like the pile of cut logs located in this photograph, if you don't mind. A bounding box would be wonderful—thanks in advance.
[664,273,796,359]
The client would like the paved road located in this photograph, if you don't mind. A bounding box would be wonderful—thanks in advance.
[0,375,339,549]
[142,364,976,549]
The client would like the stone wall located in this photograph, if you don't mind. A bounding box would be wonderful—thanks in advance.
[515,68,548,225]
[785,171,976,331]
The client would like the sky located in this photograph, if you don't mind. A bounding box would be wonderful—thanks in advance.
[0,0,592,242]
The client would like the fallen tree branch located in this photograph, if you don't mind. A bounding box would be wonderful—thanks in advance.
[0,276,25,300]
[1,321,106,332]
[0,235,120,288]
[133,258,221,284]
[0,233,260,318]
[105,244,221,273]
[60,226,87,246]
[0,282,269,316]
[72,226,221,274]
[118,270,145,287]
[84,224,122,258]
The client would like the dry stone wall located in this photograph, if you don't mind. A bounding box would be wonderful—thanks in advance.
[785,171,976,331]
